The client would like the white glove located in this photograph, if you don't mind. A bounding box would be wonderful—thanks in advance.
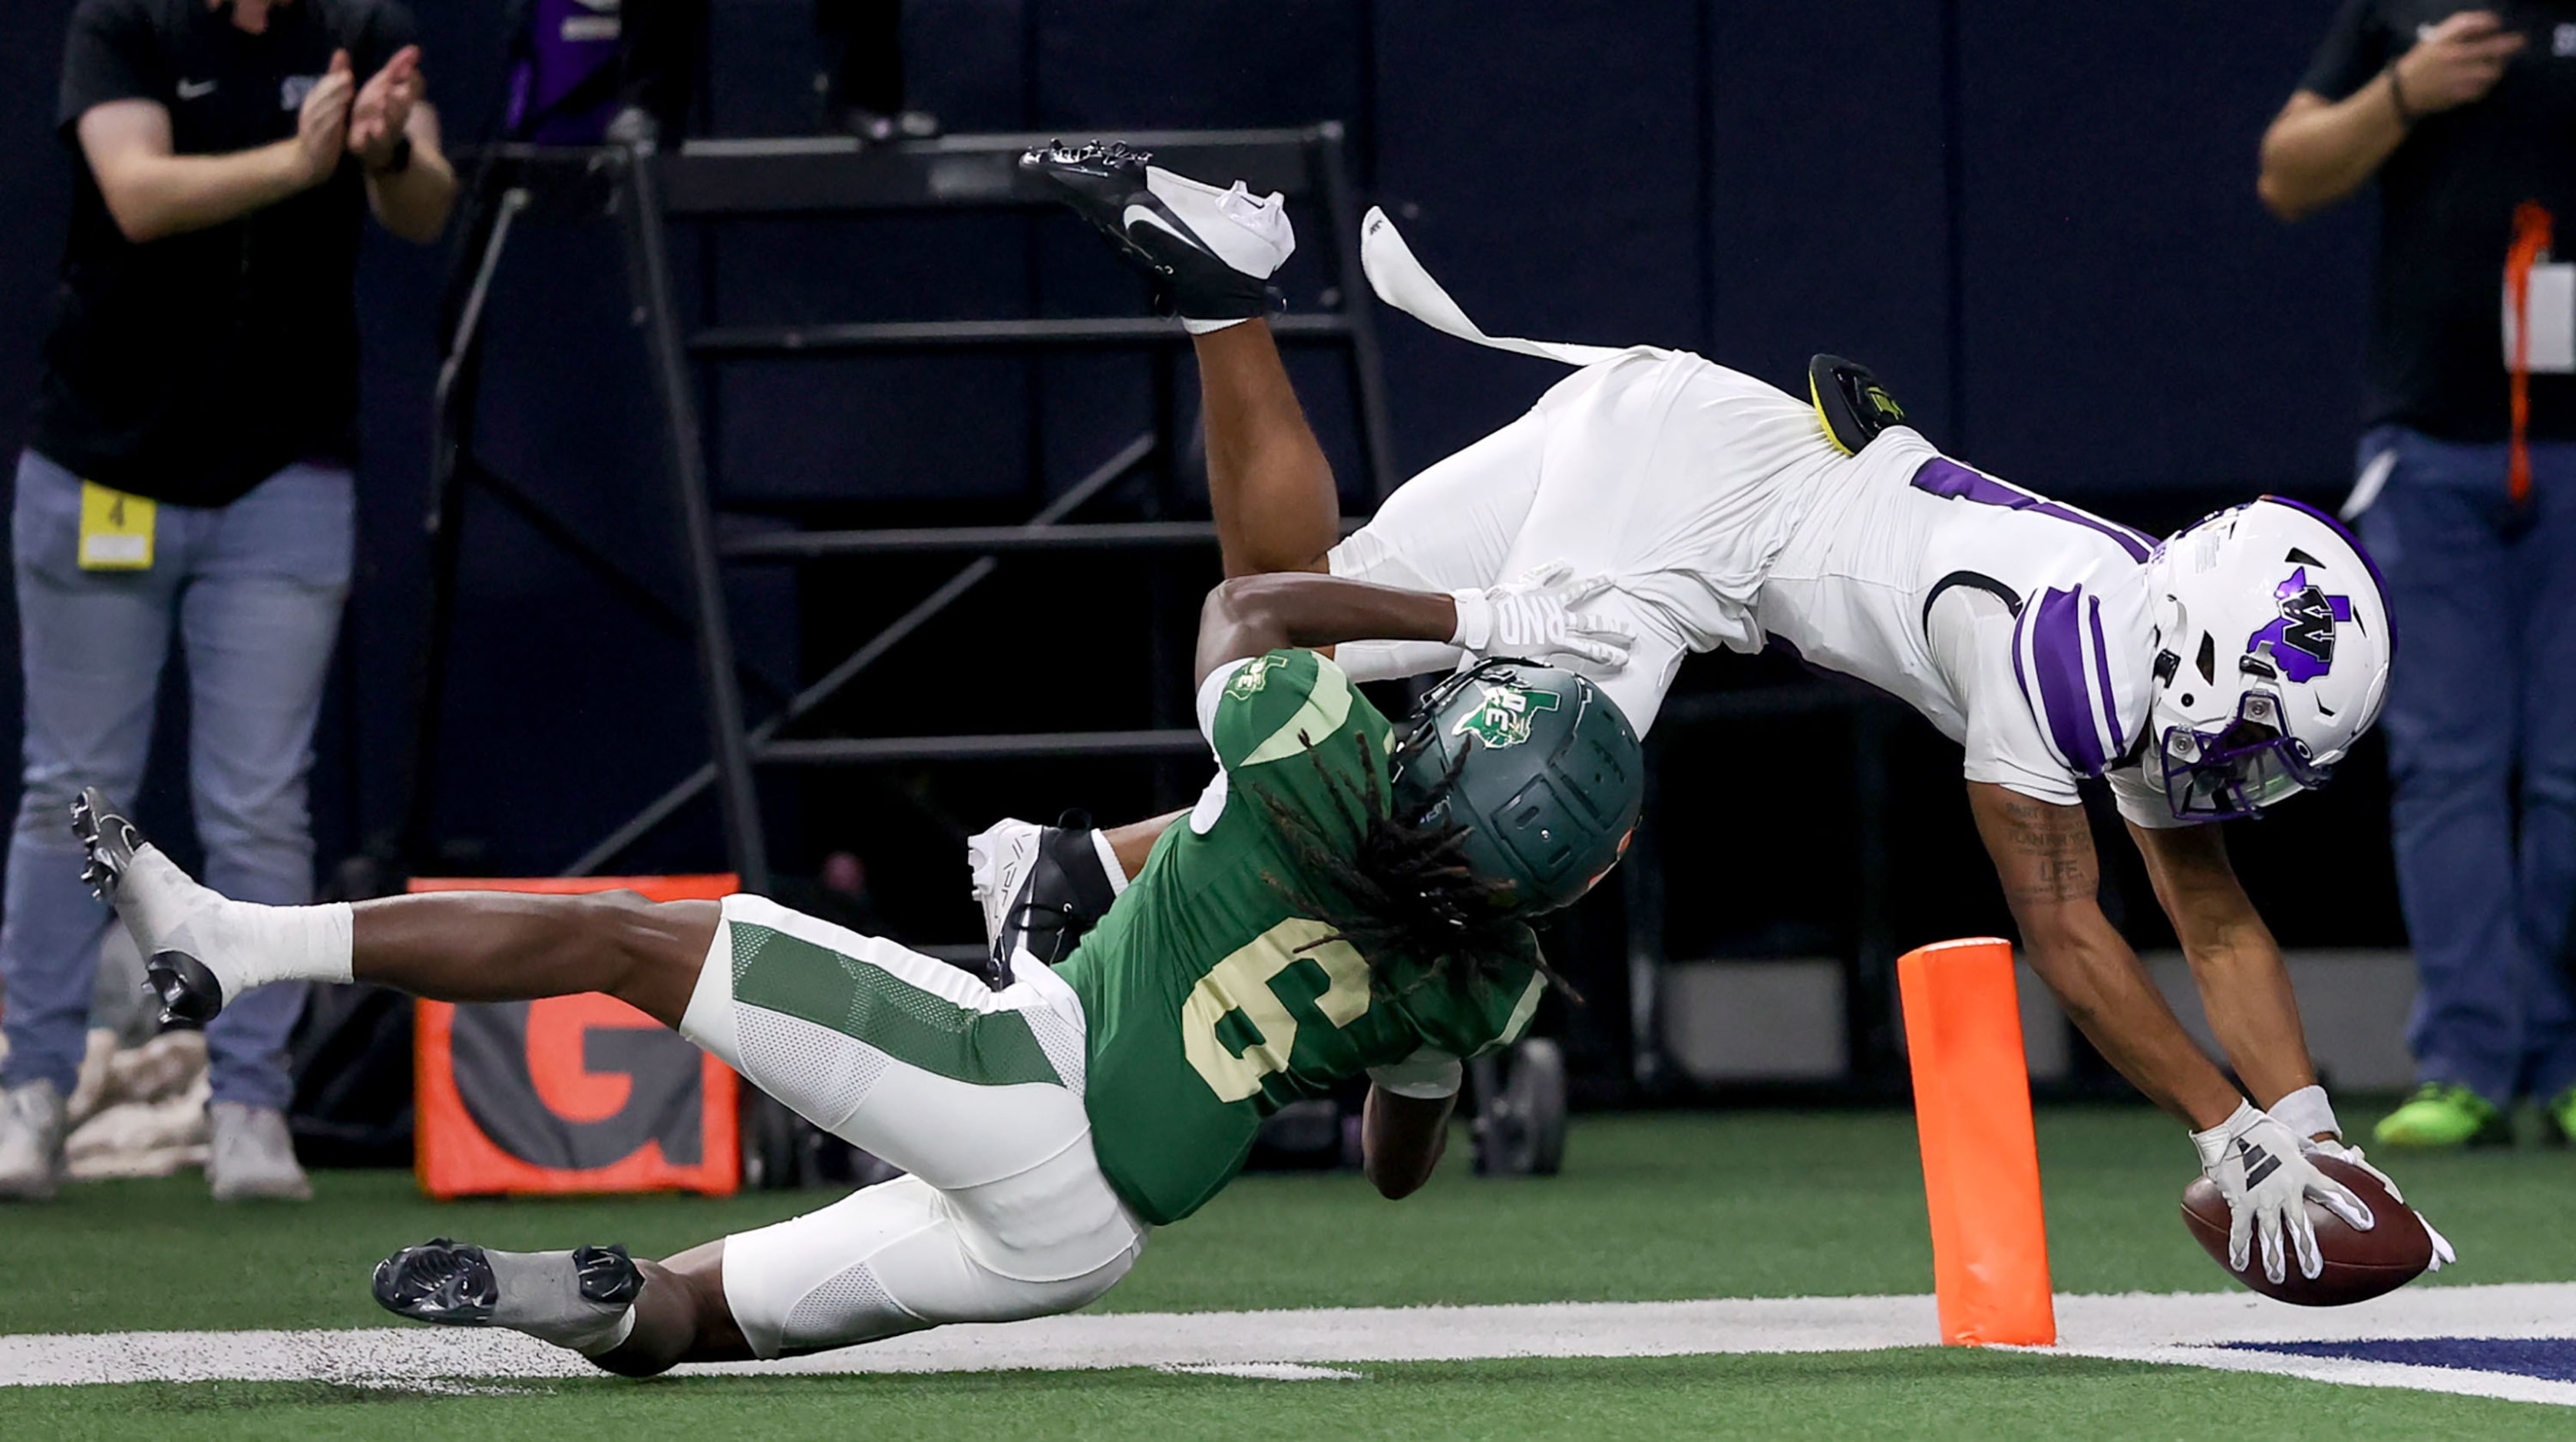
[2269,1086,2456,1273]
[2304,1135,2458,1273]
[2191,1100,2374,1285]
[1448,564,1634,669]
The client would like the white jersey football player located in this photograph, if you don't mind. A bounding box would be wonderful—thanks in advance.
[1002,141,2454,1288]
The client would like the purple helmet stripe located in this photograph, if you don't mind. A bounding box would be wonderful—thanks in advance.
[1911,459,2155,563]
[2086,594,2125,759]
[2024,586,2108,776]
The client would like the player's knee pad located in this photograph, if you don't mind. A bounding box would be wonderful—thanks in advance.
[721,1173,1143,1358]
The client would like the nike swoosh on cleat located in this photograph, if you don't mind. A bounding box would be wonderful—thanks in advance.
[1122,201,1207,254]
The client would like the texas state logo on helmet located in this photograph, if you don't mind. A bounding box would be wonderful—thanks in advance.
[2138,498,2392,821]
[1392,660,1645,917]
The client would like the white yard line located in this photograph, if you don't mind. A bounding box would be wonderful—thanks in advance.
[2053,1283,2576,1347]
[4,1283,2573,1404]
[2054,1344,2576,1409]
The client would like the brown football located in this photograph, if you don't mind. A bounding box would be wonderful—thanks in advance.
[2181,1155,2433,1305]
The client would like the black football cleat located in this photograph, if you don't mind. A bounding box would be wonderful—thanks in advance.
[71,786,226,1027]
[69,786,140,906]
[375,1239,500,1325]
[1019,140,1292,326]
[373,1239,642,1327]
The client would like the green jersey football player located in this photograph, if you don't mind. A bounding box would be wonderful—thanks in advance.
[69,565,1643,1371]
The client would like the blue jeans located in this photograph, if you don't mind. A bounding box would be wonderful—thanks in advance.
[0,451,352,1110]
[2354,425,2576,1106]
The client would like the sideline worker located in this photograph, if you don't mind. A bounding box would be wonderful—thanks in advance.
[0,0,454,1201]
[2258,4,2576,1147]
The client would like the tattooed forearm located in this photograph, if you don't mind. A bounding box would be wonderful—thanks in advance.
[1969,785,2099,909]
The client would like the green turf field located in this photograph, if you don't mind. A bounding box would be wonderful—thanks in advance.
[10,1354,2574,1442]
[6,1106,2574,1437]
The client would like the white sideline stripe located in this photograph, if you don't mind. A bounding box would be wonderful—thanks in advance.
[5,1284,2574,1398]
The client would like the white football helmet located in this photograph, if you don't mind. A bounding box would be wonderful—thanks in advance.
[2138,498,2392,821]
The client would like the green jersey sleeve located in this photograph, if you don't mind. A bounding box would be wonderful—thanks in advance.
[1205,649,1382,772]
[1202,650,1395,850]
[1392,928,1550,1060]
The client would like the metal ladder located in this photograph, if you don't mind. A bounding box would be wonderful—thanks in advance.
[410,126,1396,895]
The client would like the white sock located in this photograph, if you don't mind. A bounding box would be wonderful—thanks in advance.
[576,1306,639,1358]
[124,845,354,996]
[1091,828,1131,896]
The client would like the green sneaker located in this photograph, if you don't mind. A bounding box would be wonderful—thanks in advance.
[2373,1083,2512,1149]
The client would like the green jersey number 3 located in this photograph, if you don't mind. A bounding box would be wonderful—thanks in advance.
[1181,918,1371,1102]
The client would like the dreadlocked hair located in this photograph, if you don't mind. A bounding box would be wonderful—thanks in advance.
[1253,732,1582,1004]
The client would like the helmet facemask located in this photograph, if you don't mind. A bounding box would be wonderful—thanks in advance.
[2154,686,2331,822]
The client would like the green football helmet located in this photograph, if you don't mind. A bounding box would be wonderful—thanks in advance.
[1392,660,1646,918]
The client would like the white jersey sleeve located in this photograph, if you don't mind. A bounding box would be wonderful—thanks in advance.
[2108,762,2190,830]
[1928,586,2084,808]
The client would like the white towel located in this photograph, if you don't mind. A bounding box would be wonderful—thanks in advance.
[1359,207,1623,369]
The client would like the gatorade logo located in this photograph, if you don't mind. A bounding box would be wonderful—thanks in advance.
[451,996,705,1169]
[411,875,739,1199]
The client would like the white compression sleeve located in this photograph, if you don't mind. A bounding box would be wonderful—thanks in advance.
[1333,638,1466,683]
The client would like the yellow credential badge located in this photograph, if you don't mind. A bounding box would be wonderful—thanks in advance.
[78,481,155,571]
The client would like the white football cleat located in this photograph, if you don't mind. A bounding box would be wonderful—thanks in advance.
[1021,140,1294,331]
[967,817,1046,961]
[966,812,1125,975]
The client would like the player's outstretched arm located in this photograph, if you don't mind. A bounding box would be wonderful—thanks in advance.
[1971,783,2376,1282]
[1195,571,1633,683]
[2125,820,2320,1113]
[1194,572,1459,680]
[1966,783,2243,1129]
[2126,819,2451,1268]
[1361,1086,1455,1199]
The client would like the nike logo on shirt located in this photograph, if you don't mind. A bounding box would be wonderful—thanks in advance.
[177,79,216,100]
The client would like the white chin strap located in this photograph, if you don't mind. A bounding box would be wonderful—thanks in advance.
[1359,207,1623,369]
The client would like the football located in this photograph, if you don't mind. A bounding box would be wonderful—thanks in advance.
[2181,1156,2435,1305]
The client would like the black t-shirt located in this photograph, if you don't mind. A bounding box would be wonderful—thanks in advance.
[2301,0,2576,442]
[30,0,415,508]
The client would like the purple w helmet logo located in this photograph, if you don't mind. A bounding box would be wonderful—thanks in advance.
[2246,567,2353,683]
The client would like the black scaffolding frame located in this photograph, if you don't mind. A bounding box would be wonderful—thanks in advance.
[409,126,1396,896]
